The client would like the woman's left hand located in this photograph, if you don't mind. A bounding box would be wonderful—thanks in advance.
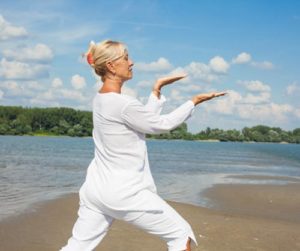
[153,74,187,97]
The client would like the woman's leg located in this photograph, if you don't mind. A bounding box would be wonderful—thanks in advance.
[186,237,191,251]
[60,204,114,251]
[120,194,197,251]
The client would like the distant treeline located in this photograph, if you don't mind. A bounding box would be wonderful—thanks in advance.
[0,106,92,137]
[1,106,300,143]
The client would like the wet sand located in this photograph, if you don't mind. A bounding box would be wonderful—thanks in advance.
[1,179,300,251]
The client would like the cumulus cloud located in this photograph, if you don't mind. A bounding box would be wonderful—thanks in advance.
[0,58,49,80]
[286,83,300,96]
[3,44,53,63]
[60,89,86,102]
[209,56,230,74]
[232,52,252,64]
[294,108,300,118]
[52,78,63,88]
[170,89,185,102]
[71,74,86,89]
[0,89,3,99]
[239,80,271,92]
[250,61,274,70]
[232,52,274,70]
[0,81,35,97]
[0,15,28,40]
[184,62,217,83]
[177,84,202,93]
[29,86,90,107]
[206,88,293,123]
[27,81,45,91]
[166,56,230,84]
[30,96,60,107]
[135,57,172,72]
[243,92,271,104]
[136,80,152,88]
[238,103,293,122]
[206,90,242,115]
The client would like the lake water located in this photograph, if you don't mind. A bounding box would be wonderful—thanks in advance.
[0,135,300,221]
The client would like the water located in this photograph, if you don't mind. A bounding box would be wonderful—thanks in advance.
[1,135,300,221]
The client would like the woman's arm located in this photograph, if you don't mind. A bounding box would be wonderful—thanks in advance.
[152,74,187,99]
[121,91,226,135]
[144,74,187,114]
[121,99,195,135]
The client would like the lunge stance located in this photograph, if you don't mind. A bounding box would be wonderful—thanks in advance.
[60,40,226,251]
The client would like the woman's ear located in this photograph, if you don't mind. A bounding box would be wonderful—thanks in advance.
[106,61,115,74]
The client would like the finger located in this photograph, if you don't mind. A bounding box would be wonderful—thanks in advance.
[214,92,227,97]
[158,74,187,85]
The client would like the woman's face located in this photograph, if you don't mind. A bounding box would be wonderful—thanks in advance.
[112,52,134,81]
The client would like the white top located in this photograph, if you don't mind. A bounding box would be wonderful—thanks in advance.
[80,92,195,213]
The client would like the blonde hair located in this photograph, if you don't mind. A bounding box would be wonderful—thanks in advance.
[85,40,127,78]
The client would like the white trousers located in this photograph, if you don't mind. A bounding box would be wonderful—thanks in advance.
[60,193,197,251]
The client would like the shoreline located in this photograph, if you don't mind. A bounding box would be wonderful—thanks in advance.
[1,134,298,145]
[1,178,300,251]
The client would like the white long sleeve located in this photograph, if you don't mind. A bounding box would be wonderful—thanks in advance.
[81,92,194,213]
[144,92,166,114]
[121,99,195,135]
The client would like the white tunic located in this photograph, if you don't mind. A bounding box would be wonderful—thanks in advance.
[79,92,195,214]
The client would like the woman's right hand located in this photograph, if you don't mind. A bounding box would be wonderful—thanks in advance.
[152,74,187,98]
[191,92,227,106]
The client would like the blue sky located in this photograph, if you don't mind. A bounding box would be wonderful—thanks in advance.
[0,0,300,132]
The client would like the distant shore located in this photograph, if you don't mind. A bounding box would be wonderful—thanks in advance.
[1,134,298,145]
[1,175,300,251]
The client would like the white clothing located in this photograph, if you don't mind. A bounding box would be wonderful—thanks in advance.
[60,92,197,251]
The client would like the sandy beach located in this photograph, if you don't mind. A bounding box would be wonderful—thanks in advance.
[1,177,300,251]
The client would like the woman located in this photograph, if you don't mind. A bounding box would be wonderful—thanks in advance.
[60,40,226,251]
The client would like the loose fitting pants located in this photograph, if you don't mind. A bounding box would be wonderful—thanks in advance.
[60,193,197,251]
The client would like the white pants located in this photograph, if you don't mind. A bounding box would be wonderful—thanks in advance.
[60,193,197,251]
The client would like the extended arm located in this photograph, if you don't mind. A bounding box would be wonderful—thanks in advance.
[121,99,194,135]
[122,91,227,135]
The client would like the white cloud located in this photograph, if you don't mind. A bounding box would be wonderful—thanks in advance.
[33,89,55,101]
[30,97,60,107]
[240,80,271,92]
[27,81,45,91]
[204,89,294,123]
[71,74,86,89]
[206,90,242,115]
[184,62,218,83]
[0,15,28,41]
[29,87,90,106]
[135,57,172,72]
[294,108,300,118]
[60,89,86,102]
[286,83,300,96]
[177,84,202,92]
[3,44,53,63]
[232,52,252,64]
[137,80,152,88]
[250,61,274,70]
[238,103,293,122]
[0,58,49,80]
[52,78,63,88]
[243,92,271,104]
[168,56,230,84]
[0,81,35,97]
[170,89,185,102]
[0,89,3,99]
[231,52,274,70]
[209,56,230,74]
